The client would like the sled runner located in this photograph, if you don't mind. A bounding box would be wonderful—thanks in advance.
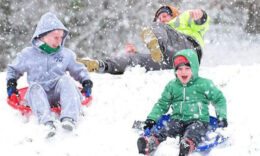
[132,115,228,152]
[7,87,92,115]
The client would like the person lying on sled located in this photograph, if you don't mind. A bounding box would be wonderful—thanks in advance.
[124,5,181,54]
[6,12,93,137]
[137,49,227,156]
[77,6,209,74]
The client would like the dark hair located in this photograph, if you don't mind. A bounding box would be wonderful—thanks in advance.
[156,6,173,18]
[175,63,190,70]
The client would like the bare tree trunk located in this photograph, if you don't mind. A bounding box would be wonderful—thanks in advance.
[246,0,260,34]
[0,0,12,71]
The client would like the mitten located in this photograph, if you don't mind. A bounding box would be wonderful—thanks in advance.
[81,80,93,97]
[143,119,156,130]
[7,79,19,98]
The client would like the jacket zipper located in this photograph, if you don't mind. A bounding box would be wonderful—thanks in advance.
[180,84,186,114]
[47,55,49,71]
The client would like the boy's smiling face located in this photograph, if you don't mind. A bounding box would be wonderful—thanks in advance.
[176,65,192,84]
[158,12,174,23]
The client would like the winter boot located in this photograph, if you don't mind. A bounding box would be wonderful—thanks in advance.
[76,58,107,72]
[179,138,195,156]
[44,121,56,138]
[141,27,163,63]
[61,117,75,131]
[137,137,148,154]
[137,136,160,155]
[76,58,99,72]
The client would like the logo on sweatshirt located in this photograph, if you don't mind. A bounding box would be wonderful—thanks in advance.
[54,55,64,63]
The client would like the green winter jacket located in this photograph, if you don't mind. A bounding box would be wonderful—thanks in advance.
[167,10,210,48]
[147,49,227,123]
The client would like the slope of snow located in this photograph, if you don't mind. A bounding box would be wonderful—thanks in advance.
[1,63,260,156]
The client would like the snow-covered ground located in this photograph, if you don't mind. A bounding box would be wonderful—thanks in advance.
[1,16,260,155]
[1,60,260,156]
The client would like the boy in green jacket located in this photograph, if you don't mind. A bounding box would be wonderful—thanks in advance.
[137,49,227,156]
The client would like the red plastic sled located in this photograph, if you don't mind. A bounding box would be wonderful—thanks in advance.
[7,87,92,115]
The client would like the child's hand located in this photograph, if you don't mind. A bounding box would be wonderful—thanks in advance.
[81,79,93,97]
[7,78,19,98]
[125,43,137,53]
[143,119,156,130]
[218,118,228,128]
[189,9,203,20]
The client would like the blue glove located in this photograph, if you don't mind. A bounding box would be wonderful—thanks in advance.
[81,80,93,97]
[7,79,19,98]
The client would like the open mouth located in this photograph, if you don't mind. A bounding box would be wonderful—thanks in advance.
[181,76,188,80]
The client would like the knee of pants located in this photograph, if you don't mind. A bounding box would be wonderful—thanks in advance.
[26,84,46,105]
[56,76,78,94]
[58,75,74,85]
[28,83,45,93]
[183,123,208,145]
[26,83,49,108]
[56,75,79,91]
[56,75,81,99]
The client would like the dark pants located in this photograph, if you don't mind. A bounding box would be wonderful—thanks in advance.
[104,53,167,74]
[151,23,197,66]
[103,23,198,74]
[154,119,209,146]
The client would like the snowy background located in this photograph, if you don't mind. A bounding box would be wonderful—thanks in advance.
[1,0,260,156]
[1,0,260,70]
[0,39,260,156]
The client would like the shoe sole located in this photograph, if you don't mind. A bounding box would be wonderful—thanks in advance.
[46,131,56,138]
[137,137,148,155]
[76,58,99,72]
[141,28,163,62]
[62,124,74,131]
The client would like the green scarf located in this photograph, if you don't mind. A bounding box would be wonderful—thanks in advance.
[39,43,60,54]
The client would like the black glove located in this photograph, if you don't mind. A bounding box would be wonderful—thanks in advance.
[218,118,228,128]
[143,119,156,130]
[7,78,19,98]
[81,79,93,97]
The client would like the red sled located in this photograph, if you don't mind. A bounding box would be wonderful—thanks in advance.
[7,87,92,116]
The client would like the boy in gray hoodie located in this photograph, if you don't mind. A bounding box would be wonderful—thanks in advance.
[6,12,92,137]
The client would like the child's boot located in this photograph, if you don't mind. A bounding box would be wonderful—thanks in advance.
[179,138,195,156]
[44,121,56,138]
[61,117,75,131]
[137,136,160,155]
[76,58,107,72]
[141,28,163,63]
[137,136,148,154]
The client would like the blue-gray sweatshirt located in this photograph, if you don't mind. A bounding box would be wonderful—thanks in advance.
[6,12,90,91]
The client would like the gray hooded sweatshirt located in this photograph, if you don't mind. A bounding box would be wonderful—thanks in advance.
[7,12,90,91]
